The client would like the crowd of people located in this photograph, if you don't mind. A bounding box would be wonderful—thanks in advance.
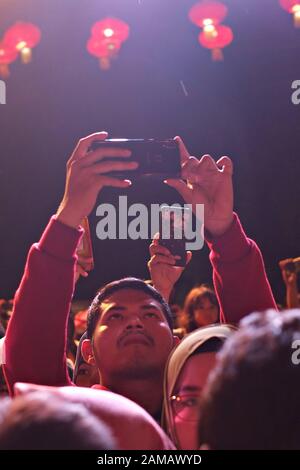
[0,131,299,450]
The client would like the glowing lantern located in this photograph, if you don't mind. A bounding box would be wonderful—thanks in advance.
[189,1,228,39]
[279,0,300,27]
[87,36,122,70]
[0,41,18,78]
[199,24,233,61]
[4,22,41,63]
[88,17,129,70]
[91,18,129,43]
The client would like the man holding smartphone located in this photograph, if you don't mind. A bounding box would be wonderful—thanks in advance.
[3,131,276,421]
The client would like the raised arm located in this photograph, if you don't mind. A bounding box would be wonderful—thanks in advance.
[165,137,277,325]
[3,131,137,395]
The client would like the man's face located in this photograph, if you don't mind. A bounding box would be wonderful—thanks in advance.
[90,289,174,382]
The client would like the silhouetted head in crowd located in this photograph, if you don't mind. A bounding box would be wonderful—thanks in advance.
[0,368,8,397]
[0,391,116,449]
[199,309,300,450]
[183,285,219,333]
[81,278,177,418]
[0,299,13,332]
[163,324,235,449]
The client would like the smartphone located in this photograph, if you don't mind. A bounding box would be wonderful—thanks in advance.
[89,138,181,179]
[76,217,94,272]
[159,206,191,267]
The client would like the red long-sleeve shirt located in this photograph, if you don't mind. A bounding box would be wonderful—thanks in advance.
[3,213,277,395]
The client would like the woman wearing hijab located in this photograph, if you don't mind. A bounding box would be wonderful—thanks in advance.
[163,324,236,450]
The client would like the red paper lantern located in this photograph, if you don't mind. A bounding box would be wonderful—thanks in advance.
[88,17,129,70]
[0,41,18,78]
[279,0,300,27]
[4,22,41,63]
[87,36,122,70]
[199,24,233,61]
[189,1,228,27]
[91,18,130,43]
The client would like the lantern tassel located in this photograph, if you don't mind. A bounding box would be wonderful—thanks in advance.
[212,48,224,61]
[0,64,10,79]
[99,57,111,70]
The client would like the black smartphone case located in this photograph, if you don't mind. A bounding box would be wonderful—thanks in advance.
[89,139,181,179]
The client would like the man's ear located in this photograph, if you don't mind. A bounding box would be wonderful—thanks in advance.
[173,335,180,347]
[81,339,96,366]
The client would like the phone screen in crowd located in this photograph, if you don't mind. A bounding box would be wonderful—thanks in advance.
[159,206,191,267]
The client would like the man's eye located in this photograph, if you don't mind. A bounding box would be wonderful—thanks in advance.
[144,312,159,319]
[108,313,123,320]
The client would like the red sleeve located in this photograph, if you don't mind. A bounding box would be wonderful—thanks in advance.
[3,217,83,395]
[206,213,277,325]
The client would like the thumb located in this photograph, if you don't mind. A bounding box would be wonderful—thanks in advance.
[164,179,192,203]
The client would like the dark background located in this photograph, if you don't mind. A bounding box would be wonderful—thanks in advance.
[0,0,299,305]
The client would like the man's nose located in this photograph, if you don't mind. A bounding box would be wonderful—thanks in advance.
[125,314,144,330]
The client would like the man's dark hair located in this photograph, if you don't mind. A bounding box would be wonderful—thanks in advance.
[0,392,116,450]
[87,277,173,339]
[193,337,223,356]
[199,309,300,450]
[0,323,4,340]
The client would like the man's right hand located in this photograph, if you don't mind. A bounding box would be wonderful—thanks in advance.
[165,137,234,238]
[56,131,138,229]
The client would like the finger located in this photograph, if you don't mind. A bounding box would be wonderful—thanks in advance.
[186,251,192,265]
[216,156,233,175]
[72,131,108,161]
[198,154,218,170]
[149,254,176,266]
[183,154,218,185]
[77,256,94,265]
[95,176,132,188]
[279,259,293,269]
[81,147,132,167]
[149,243,172,257]
[164,178,192,202]
[181,157,200,180]
[150,234,160,247]
[174,136,190,165]
[91,160,138,175]
[76,265,89,278]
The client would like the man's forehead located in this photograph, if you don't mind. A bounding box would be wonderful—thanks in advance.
[101,288,162,309]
